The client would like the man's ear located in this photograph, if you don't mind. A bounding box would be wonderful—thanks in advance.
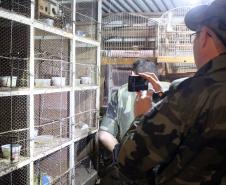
[200,26,209,48]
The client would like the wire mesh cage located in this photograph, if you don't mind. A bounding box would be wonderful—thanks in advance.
[76,0,98,40]
[75,41,98,86]
[102,13,158,55]
[35,0,73,32]
[0,18,30,89]
[101,13,158,105]
[100,64,131,105]
[158,7,193,57]
[74,134,95,163]
[0,95,30,168]
[34,146,70,185]
[74,134,97,185]
[34,92,71,155]
[74,157,97,185]
[0,165,29,185]
[53,168,71,185]
[74,89,97,138]
[0,0,31,17]
[158,62,197,81]
[34,29,71,88]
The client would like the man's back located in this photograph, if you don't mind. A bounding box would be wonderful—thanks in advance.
[118,54,226,185]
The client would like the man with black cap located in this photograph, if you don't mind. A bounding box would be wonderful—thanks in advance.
[115,0,226,184]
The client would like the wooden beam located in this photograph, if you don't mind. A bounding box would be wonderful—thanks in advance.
[157,56,194,63]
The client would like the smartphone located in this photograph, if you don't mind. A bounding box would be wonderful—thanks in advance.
[128,75,148,92]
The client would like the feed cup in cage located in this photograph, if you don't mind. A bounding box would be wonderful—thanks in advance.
[75,79,81,86]
[0,76,17,87]
[80,77,91,85]
[1,144,22,162]
[34,135,54,145]
[51,77,66,87]
[35,79,51,87]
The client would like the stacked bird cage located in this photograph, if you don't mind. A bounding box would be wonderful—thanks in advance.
[75,0,98,40]
[102,12,157,56]
[101,13,158,105]
[157,7,197,81]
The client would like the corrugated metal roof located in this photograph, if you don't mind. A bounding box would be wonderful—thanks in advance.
[102,0,214,15]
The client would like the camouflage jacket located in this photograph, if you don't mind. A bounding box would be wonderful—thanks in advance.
[100,84,136,141]
[118,54,226,185]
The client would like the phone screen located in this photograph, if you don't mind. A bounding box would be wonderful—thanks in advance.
[128,75,148,92]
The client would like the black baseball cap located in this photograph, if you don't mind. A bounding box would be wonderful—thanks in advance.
[185,0,226,46]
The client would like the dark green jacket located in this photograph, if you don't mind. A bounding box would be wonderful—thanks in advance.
[118,54,226,185]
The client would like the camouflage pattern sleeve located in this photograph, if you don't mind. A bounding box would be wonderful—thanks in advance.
[117,65,226,185]
[99,90,119,137]
[118,92,183,183]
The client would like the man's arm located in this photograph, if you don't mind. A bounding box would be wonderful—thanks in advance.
[117,78,191,181]
[98,130,118,152]
[99,90,119,152]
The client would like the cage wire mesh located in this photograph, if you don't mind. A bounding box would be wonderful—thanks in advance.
[74,89,97,138]
[101,13,158,105]
[157,7,197,81]
[75,41,98,86]
[0,165,29,185]
[53,168,71,185]
[34,29,71,88]
[0,0,31,17]
[0,18,30,89]
[158,62,197,81]
[34,92,71,156]
[76,0,98,40]
[34,146,70,185]
[0,95,30,175]
[102,12,157,56]
[0,18,30,174]
[101,64,131,105]
[158,7,193,57]
[35,0,73,32]
[74,134,97,185]
[74,157,96,185]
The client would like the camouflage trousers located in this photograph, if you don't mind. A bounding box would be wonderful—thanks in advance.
[99,165,152,185]
[99,166,132,185]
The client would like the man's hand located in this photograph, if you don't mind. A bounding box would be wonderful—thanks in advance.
[134,90,152,117]
[138,72,162,92]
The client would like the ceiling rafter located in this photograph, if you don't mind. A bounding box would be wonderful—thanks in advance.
[132,0,145,12]
[115,0,131,12]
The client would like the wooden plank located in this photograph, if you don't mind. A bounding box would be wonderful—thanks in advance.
[157,56,194,63]
[101,57,157,65]
[101,56,194,65]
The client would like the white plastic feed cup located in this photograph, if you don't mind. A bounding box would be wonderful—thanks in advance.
[51,77,66,87]
[1,144,22,162]
[0,76,17,87]
[80,77,91,85]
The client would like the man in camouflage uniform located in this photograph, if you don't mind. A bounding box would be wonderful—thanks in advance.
[98,59,170,185]
[99,59,161,152]
[117,0,226,184]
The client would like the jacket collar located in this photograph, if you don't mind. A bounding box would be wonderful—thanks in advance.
[194,53,226,77]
